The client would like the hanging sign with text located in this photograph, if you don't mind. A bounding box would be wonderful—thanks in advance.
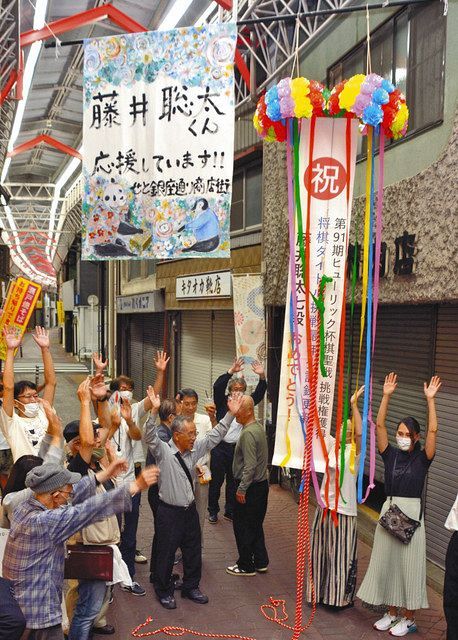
[82,24,236,261]
[0,277,42,360]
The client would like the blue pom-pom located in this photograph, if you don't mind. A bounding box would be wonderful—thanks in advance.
[381,79,395,94]
[363,103,384,126]
[266,101,282,122]
[372,88,389,105]
[265,86,278,105]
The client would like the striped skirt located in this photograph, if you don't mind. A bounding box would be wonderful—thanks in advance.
[307,508,358,607]
[357,497,429,611]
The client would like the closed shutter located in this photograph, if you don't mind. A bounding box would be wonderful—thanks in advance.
[343,305,434,482]
[211,310,236,383]
[127,314,164,399]
[425,305,458,568]
[180,311,213,412]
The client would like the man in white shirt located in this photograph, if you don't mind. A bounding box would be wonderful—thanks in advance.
[1,326,56,462]
[177,389,212,536]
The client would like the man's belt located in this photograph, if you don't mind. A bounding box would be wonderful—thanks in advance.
[158,499,196,511]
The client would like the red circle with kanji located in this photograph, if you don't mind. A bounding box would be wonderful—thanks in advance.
[303,157,347,200]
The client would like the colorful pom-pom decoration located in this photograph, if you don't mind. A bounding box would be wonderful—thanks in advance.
[253,73,409,142]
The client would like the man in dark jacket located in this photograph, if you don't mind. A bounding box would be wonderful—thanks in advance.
[0,577,26,640]
[208,357,266,523]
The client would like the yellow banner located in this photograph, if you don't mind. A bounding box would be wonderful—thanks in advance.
[57,301,65,325]
[0,277,42,360]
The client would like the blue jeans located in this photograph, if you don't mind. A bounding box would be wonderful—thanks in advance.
[120,491,141,578]
[68,579,107,640]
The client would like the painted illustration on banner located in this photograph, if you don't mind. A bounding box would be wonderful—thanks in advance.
[232,275,265,385]
[0,278,42,360]
[273,118,358,471]
[82,24,236,260]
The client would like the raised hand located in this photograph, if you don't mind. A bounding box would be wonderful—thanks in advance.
[32,326,50,350]
[77,377,92,404]
[383,372,398,397]
[39,398,62,432]
[154,350,170,372]
[110,406,121,433]
[92,352,108,374]
[351,385,365,405]
[146,385,161,412]
[227,391,244,415]
[134,465,160,492]
[120,397,133,423]
[228,357,244,375]
[89,374,108,401]
[424,375,442,400]
[3,326,22,351]
[251,360,265,378]
[96,458,128,484]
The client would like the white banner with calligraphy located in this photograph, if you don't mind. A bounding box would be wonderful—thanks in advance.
[232,274,265,386]
[273,118,358,471]
[82,24,236,261]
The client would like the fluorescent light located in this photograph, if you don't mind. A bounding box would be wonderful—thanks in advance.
[195,2,217,25]
[158,0,193,30]
[33,0,49,29]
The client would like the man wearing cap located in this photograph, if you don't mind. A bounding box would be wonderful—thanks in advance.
[2,459,159,639]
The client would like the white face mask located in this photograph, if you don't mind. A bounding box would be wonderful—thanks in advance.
[18,401,40,418]
[396,435,411,451]
[119,390,133,403]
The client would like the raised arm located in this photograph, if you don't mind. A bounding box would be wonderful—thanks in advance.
[250,361,267,405]
[424,376,441,461]
[144,388,167,462]
[350,385,365,455]
[89,374,110,431]
[40,399,63,449]
[120,398,142,441]
[213,357,244,418]
[2,327,22,417]
[32,327,56,405]
[377,372,397,454]
[142,350,170,412]
[77,377,96,463]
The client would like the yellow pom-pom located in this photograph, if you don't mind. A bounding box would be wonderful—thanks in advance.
[253,112,261,133]
[391,103,409,135]
[339,74,366,111]
[294,97,313,119]
[290,77,310,99]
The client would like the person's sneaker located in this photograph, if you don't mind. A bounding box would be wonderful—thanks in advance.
[389,618,417,636]
[255,566,268,573]
[374,613,400,631]
[208,513,218,524]
[223,512,233,521]
[226,564,256,576]
[120,581,146,596]
[135,550,147,564]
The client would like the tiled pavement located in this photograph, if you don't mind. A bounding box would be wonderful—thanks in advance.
[14,331,447,640]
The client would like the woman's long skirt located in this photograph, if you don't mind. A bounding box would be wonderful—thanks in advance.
[357,497,429,611]
[307,508,358,607]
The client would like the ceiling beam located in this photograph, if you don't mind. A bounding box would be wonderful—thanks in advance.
[7,134,82,159]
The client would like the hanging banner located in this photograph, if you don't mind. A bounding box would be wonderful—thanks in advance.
[82,24,236,261]
[56,300,65,325]
[273,118,358,471]
[232,274,265,385]
[0,277,42,360]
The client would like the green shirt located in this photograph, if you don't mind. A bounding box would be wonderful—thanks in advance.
[232,420,268,495]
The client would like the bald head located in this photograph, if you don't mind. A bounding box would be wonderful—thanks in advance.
[233,394,255,425]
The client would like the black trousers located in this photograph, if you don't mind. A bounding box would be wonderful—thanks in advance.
[147,484,160,576]
[153,500,201,598]
[233,480,269,572]
[208,441,236,517]
[444,530,458,640]
[0,577,26,640]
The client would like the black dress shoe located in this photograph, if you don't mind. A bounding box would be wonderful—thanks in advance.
[173,573,183,590]
[93,624,115,635]
[181,588,209,604]
[159,595,177,609]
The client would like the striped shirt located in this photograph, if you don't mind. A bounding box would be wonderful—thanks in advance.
[3,475,131,629]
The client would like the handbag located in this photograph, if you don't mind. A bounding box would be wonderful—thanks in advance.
[64,544,113,581]
[378,452,423,545]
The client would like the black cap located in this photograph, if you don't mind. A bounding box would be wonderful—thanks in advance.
[63,420,98,442]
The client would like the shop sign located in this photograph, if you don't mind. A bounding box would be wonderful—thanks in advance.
[176,270,232,299]
[0,277,42,360]
[116,291,164,314]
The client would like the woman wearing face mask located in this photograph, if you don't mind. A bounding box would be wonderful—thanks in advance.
[1,326,57,462]
[357,372,442,637]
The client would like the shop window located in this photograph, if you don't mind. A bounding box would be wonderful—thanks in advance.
[230,162,262,234]
[126,260,156,281]
[328,3,446,153]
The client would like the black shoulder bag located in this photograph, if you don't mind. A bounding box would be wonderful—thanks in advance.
[378,452,424,545]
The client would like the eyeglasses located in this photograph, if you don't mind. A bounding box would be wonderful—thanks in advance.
[18,393,39,400]
[59,490,75,498]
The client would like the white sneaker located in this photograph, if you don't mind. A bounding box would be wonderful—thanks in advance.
[374,613,400,631]
[389,618,417,636]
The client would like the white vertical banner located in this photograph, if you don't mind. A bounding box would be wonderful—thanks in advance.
[273,118,358,471]
[232,274,265,386]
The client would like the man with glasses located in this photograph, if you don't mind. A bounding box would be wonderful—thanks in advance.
[0,326,57,462]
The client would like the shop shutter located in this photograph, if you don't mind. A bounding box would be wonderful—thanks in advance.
[343,305,434,482]
[128,316,144,398]
[211,310,236,385]
[180,311,213,412]
[142,313,165,396]
[425,305,458,568]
